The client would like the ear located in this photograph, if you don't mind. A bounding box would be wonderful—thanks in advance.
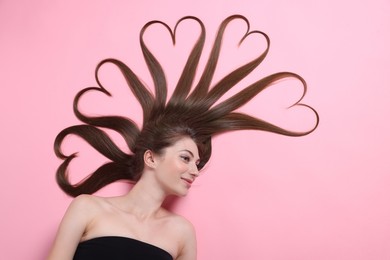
[144,150,157,169]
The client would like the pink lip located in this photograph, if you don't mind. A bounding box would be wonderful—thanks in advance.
[181,177,193,187]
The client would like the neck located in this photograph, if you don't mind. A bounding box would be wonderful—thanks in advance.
[120,173,167,219]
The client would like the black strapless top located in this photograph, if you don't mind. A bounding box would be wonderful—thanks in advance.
[73,236,173,260]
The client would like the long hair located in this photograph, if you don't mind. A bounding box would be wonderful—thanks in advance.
[54,15,319,197]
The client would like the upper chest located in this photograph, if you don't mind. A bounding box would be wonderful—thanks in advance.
[82,206,182,258]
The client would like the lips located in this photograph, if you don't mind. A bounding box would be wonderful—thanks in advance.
[181,177,193,187]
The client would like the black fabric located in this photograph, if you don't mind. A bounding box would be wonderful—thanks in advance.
[73,236,173,260]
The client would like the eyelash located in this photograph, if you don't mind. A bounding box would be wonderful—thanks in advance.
[181,155,200,167]
[180,155,190,162]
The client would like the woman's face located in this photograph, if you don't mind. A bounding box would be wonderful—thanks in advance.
[153,136,200,196]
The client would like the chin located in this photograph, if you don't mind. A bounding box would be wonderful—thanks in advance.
[172,188,189,197]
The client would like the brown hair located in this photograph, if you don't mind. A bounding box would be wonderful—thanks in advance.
[54,15,319,197]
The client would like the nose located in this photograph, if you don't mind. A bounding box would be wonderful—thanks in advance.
[189,163,199,178]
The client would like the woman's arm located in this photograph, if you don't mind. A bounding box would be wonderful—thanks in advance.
[176,220,197,260]
[47,195,94,260]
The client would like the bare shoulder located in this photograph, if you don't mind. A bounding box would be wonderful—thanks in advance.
[172,214,196,236]
[160,209,195,234]
[46,194,106,260]
[69,194,105,211]
[163,212,197,260]
[62,194,106,227]
[66,194,114,225]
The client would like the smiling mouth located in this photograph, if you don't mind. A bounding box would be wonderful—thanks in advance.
[181,178,193,186]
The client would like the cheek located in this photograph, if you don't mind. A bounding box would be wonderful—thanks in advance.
[172,161,188,173]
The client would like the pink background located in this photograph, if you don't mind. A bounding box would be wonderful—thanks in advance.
[1,0,390,259]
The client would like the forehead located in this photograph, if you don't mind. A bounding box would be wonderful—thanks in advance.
[169,137,200,158]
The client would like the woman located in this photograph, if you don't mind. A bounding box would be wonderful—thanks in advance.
[47,15,318,259]
[48,135,200,259]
